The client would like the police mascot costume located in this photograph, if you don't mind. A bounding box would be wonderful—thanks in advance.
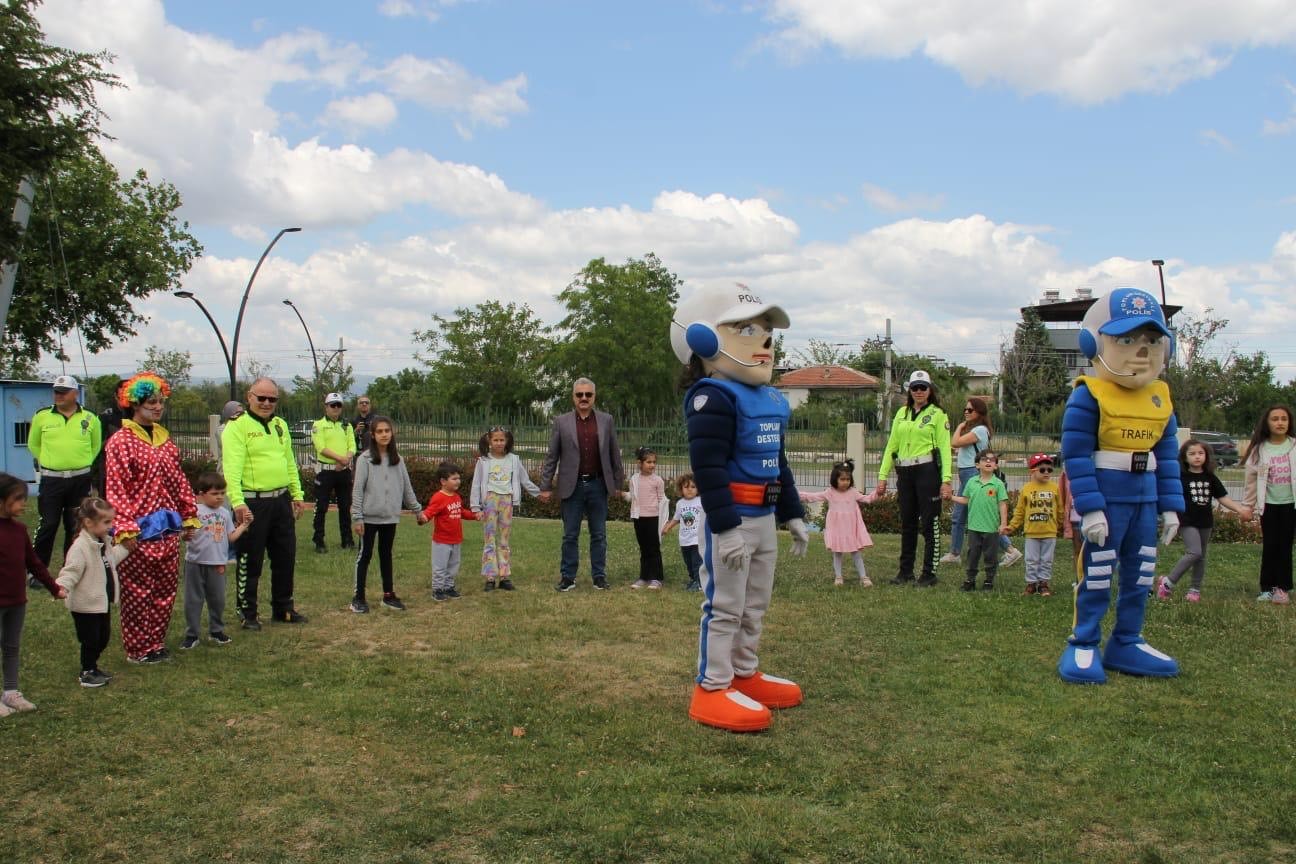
[671,284,810,732]
[1059,288,1184,684]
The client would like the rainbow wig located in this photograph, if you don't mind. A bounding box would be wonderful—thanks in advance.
[117,372,172,408]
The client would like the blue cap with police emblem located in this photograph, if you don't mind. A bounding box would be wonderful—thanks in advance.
[1078,287,1171,358]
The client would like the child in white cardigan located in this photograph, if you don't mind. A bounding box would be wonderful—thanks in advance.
[56,498,133,688]
[470,427,541,591]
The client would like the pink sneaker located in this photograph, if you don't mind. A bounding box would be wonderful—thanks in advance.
[1156,577,1174,600]
[1,690,36,712]
[1185,589,1201,603]
[1273,588,1290,606]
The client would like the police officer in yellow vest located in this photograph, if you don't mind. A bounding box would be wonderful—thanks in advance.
[311,392,355,553]
[28,374,102,570]
[875,370,953,587]
[221,377,307,629]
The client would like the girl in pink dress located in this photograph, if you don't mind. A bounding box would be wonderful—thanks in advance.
[799,459,877,586]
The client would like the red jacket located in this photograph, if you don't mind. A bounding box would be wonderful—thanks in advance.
[0,518,57,607]
[421,490,477,544]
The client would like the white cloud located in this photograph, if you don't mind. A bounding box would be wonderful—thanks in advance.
[368,56,528,129]
[377,0,476,23]
[321,92,399,130]
[1199,129,1234,150]
[762,0,1296,103]
[861,182,946,214]
[1262,79,1296,135]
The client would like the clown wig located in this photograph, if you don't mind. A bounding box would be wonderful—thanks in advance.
[117,372,172,408]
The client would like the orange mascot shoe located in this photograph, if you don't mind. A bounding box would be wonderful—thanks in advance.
[688,685,771,733]
[731,671,803,709]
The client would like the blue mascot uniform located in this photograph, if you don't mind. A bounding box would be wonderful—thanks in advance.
[1059,288,1184,684]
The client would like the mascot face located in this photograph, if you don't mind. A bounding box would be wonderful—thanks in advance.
[1095,324,1167,390]
[706,314,776,386]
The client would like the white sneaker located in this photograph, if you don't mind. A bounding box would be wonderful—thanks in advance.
[2,690,36,712]
[1001,547,1023,567]
[630,579,648,590]
[938,552,961,565]
[0,700,13,718]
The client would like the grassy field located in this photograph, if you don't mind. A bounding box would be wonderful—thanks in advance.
[6,513,1295,863]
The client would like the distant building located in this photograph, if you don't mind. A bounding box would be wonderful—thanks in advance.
[966,370,996,394]
[776,365,882,410]
[1025,287,1182,376]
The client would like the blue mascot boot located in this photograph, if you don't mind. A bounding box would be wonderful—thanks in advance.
[1059,643,1107,685]
[1102,637,1179,678]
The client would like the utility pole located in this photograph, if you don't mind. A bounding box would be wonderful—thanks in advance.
[882,318,893,430]
[0,178,36,346]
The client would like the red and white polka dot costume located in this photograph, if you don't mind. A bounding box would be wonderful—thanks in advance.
[104,419,197,661]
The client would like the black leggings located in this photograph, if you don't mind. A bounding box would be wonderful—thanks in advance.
[633,517,664,582]
[72,611,111,673]
[354,523,397,598]
[1260,502,1295,592]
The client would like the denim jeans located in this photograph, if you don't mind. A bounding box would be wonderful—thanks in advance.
[560,478,608,581]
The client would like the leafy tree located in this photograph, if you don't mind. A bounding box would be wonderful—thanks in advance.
[289,361,355,405]
[6,149,202,360]
[999,307,1069,422]
[1165,309,1231,429]
[790,339,854,367]
[414,300,555,415]
[143,346,192,388]
[551,254,682,416]
[1,0,118,268]
[366,367,440,419]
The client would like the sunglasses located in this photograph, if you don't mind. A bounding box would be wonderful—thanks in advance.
[53,388,74,395]
[574,392,594,399]
[963,407,975,414]
[326,402,342,408]
[1036,466,1054,474]
[357,400,370,405]
[251,394,278,404]
[909,383,930,392]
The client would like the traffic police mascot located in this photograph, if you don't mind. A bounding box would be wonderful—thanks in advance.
[1059,288,1184,684]
[671,283,810,732]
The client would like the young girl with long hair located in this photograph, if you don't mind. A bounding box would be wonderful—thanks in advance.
[1242,405,1295,604]
[350,416,424,613]
[56,497,132,687]
[1158,439,1249,602]
[799,459,877,586]
[624,446,667,588]
[0,473,66,714]
[470,426,540,591]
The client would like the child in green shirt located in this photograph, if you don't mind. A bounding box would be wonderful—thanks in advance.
[952,450,1009,591]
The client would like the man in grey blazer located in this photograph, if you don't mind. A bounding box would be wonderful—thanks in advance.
[539,378,626,591]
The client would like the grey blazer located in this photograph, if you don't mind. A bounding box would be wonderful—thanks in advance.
[539,410,625,500]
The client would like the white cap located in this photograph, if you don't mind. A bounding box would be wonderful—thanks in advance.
[670,283,790,364]
[52,374,79,390]
[906,370,932,388]
[324,392,343,405]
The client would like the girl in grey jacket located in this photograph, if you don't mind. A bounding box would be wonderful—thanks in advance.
[348,417,425,613]
[470,427,541,591]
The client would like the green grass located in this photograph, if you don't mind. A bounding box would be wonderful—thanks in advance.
[7,515,1296,863]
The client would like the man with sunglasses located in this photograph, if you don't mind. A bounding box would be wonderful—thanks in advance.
[538,378,625,591]
[351,395,374,459]
[221,378,308,628]
[28,374,102,572]
[876,370,953,587]
[311,392,355,554]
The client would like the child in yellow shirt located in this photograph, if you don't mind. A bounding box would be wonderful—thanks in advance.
[1004,453,1064,595]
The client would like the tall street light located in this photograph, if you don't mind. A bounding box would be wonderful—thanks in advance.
[1151,259,1167,306]
[282,298,321,398]
[173,291,234,395]
[229,227,301,399]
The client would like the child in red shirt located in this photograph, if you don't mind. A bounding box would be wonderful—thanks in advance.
[420,462,479,601]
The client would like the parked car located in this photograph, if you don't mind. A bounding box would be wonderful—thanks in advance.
[1192,430,1239,467]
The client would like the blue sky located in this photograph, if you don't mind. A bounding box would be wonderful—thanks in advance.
[34,0,1296,385]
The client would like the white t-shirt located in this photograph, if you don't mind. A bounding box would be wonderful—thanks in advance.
[673,497,705,547]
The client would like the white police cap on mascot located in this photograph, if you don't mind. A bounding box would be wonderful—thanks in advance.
[671,283,791,365]
[1078,287,1173,360]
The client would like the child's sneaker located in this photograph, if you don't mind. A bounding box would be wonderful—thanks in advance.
[382,593,406,610]
[860,575,873,588]
[1185,588,1201,603]
[938,552,960,565]
[960,579,976,592]
[2,691,36,712]
[647,580,663,590]
[685,579,702,592]
[78,670,109,688]
[180,636,200,650]
[1273,588,1290,605]
[445,587,462,599]
[1024,583,1037,596]
[483,580,496,592]
[95,667,114,679]
[498,579,515,591]
[1001,547,1023,567]
[833,575,844,586]
[1256,590,1273,602]
[432,589,448,602]
[1038,581,1052,597]
[1156,577,1174,600]
[0,700,13,717]
[631,579,648,590]
[209,632,232,645]
[350,598,369,614]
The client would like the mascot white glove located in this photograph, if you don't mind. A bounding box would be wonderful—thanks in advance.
[1080,511,1109,547]
[714,528,749,571]
[1160,511,1180,546]
[786,518,809,558]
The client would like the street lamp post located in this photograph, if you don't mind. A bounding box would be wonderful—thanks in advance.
[282,299,321,398]
[1151,259,1167,306]
[173,291,234,395]
[228,227,301,400]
